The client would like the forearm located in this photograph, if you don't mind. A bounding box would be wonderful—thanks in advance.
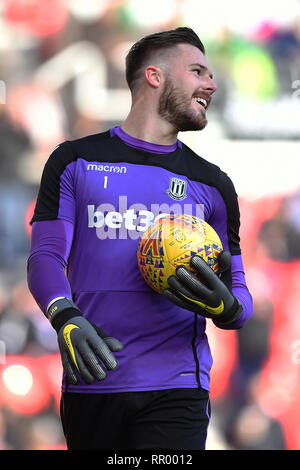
[27,220,74,315]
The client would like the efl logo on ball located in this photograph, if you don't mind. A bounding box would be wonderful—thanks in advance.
[137,214,223,294]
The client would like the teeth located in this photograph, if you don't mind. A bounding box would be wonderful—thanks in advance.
[194,97,207,108]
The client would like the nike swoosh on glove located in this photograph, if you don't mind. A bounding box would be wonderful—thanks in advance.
[163,250,243,325]
[49,299,123,385]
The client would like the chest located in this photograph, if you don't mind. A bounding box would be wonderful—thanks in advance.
[74,160,214,224]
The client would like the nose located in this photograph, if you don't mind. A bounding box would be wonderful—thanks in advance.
[205,75,217,94]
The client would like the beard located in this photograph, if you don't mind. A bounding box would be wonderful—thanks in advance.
[158,75,208,132]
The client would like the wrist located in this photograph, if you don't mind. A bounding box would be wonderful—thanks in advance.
[47,298,82,333]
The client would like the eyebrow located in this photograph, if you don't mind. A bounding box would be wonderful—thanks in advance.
[189,63,214,79]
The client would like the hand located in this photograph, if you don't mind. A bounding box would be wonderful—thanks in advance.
[163,250,242,324]
[48,299,123,385]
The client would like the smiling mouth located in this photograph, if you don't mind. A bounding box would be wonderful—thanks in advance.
[193,97,208,110]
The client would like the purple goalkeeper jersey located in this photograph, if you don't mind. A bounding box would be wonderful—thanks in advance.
[28,127,253,393]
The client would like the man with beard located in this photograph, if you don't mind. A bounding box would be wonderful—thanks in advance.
[27,27,253,450]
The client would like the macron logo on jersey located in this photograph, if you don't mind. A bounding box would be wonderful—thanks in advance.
[87,163,127,174]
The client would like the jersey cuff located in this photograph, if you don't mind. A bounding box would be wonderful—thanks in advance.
[47,297,81,323]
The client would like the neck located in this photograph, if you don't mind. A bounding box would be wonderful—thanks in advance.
[121,99,178,146]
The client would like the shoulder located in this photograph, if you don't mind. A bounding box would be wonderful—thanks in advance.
[43,131,113,174]
[180,141,236,192]
[66,129,112,155]
[180,141,220,177]
[49,130,111,160]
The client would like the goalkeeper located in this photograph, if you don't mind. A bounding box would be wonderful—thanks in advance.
[27,27,253,450]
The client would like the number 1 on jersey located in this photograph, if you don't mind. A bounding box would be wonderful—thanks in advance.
[104,176,108,188]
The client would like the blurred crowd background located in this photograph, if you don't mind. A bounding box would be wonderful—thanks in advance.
[0,0,300,450]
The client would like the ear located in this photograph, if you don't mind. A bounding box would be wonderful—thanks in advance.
[144,65,162,88]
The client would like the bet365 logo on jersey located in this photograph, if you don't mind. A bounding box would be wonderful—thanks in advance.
[87,196,204,240]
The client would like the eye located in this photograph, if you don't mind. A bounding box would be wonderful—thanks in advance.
[192,69,201,76]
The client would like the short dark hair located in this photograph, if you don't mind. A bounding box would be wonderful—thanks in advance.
[125,27,205,91]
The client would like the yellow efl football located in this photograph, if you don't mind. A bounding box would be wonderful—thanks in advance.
[137,214,223,294]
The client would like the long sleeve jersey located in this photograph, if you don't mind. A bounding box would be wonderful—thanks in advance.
[27,126,253,393]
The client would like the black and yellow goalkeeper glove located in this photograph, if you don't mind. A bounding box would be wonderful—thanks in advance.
[48,298,123,385]
[164,250,242,325]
